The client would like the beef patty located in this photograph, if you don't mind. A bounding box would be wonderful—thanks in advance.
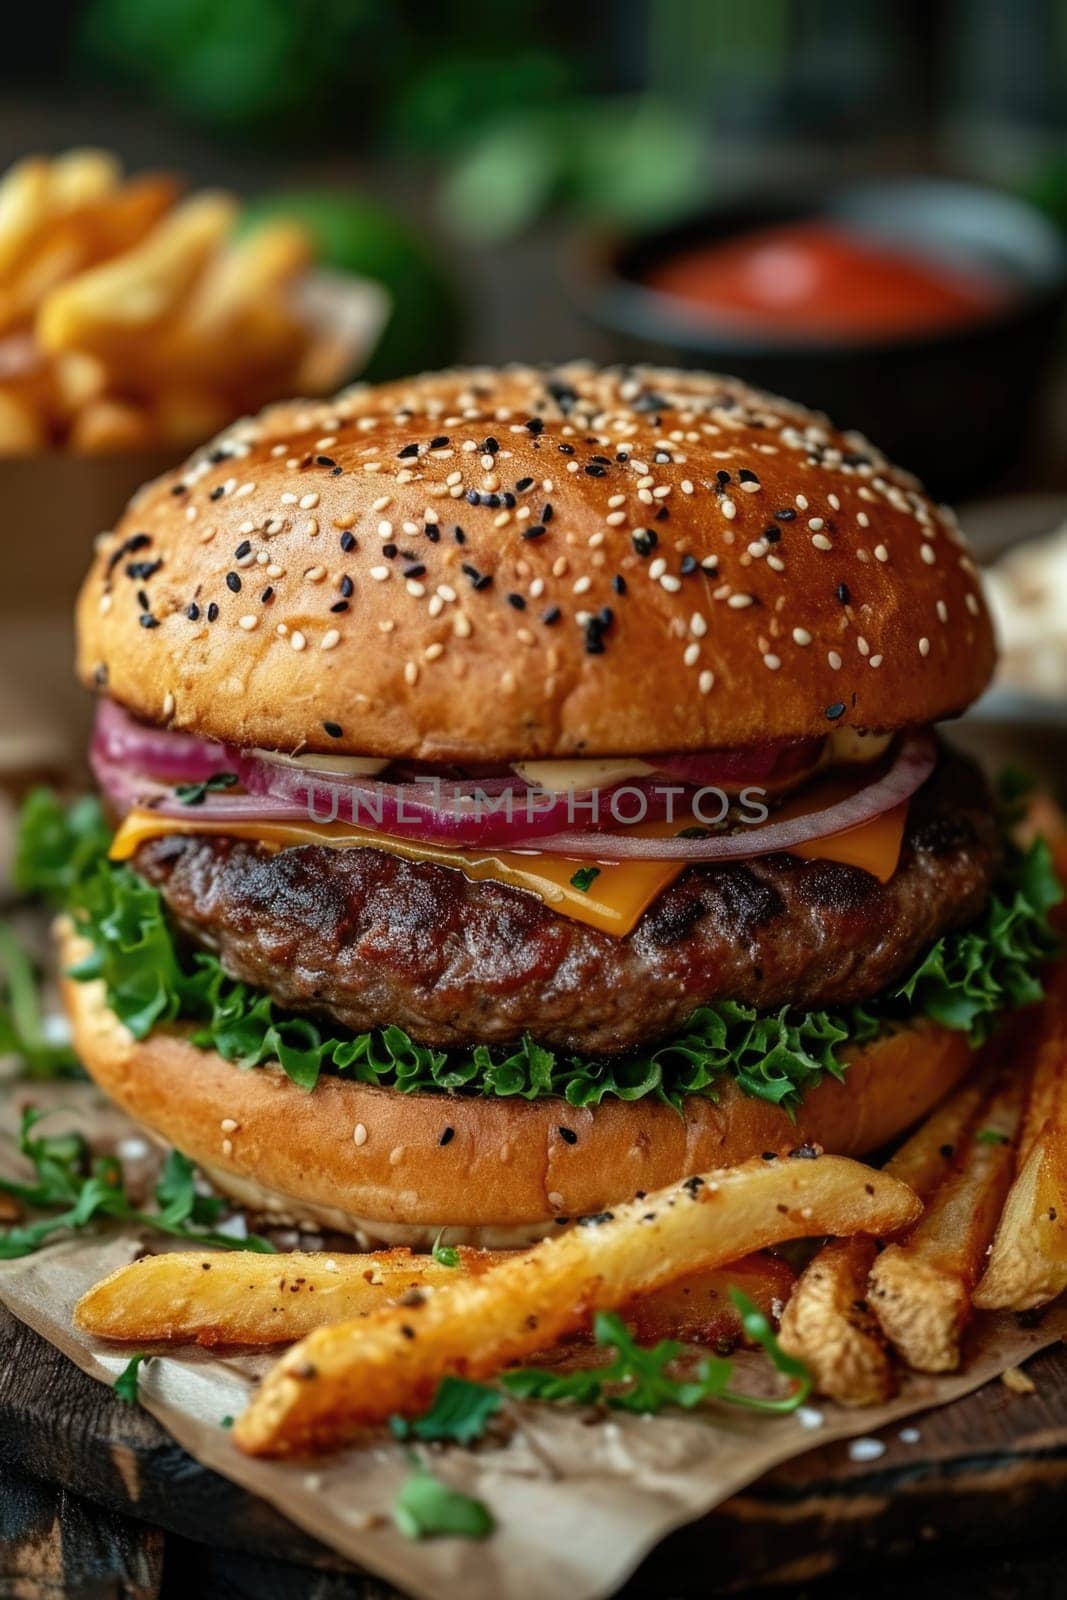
[133,747,1000,1056]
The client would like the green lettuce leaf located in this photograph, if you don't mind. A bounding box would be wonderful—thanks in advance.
[20,791,1062,1114]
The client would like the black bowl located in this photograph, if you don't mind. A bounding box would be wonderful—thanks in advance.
[574,178,1067,498]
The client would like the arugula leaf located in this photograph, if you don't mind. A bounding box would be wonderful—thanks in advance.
[431,1230,459,1268]
[502,1302,810,1415]
[174,773,239,806]
[392,1376,503,1445]
[16,791,1063,1115]
[393,1467,494,1541]
[114,1353,151,1404]
[0,1106,275,1258]
[0,924,81,1078]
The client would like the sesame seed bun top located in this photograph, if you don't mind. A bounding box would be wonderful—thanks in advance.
[75,363,996,760]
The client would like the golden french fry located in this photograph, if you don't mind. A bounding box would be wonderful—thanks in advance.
[0,158,53,280]
[151,386,233,448]
[622,1252,796,1348]
[0,387,47,452]
[45,148,121,210]
[180,222,311,341]
[50,350,109,417]
[75,1247,505,1345]
[235,1154,920,1456]
[779,1064,994,1403]
[975,963,1067,1310]
[868,1071,1024,1372]
[778,1237,887,1406]
[68,397,157,454]
[36,192,237,358]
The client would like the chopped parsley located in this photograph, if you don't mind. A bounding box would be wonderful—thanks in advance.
[114,1353,152,1404]
[0,1107,275,1259]
[393,1467,494,1541]
[14,788,1063,1115]
[974,1128,1011,1146]
[569,865,601,892]
[431,1230,460,1268]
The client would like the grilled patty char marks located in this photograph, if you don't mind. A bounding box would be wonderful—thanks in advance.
[133,748,1000,1056]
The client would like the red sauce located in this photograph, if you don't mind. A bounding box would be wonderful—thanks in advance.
[645,221,1007,339]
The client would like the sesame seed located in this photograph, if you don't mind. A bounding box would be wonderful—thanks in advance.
[828,650,842,670]
[874,544,889,562]
[721,498,737,519]
[370,566,389,581]
[763,653,781,670]
[239,614,258,631]
[920,543,936,565]
[162,691,175,717]
[699,670,714,694]
[690,613,707,637]
[290,631,306,652]
[919,636,931,656]
[727,592,754,609]
[684,642,700,666]
[353,1123,368,1147]
[811,533,833,551]
[660,574,681,593]
[792,627,812,645]
[321,629,340,650]
[404,661,419,685]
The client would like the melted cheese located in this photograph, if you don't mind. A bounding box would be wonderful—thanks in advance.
[109,785,907,938]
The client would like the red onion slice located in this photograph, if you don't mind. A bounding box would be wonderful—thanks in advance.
[94,697,227,782]
[650,737,823,789]
[515,732,936,861]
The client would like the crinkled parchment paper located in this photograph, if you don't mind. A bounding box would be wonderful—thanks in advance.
[1,1082,1063,1600]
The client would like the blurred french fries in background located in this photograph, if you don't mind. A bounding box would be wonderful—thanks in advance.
[0,149,359,455]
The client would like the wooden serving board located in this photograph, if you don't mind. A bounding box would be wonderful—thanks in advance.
[1,1301,1065,1599]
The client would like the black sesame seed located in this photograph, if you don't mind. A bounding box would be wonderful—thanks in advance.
[138,613,158,628]
[453,526,466,544]
[464,489,481,506]
[136,588,150,610]
[680,554,697,575]
[429,435,449,449]
[339,530,356,552]
[323,721,343,738]
[716,469,731,486]
[541,503,553,522]
[425,525,440,542]
[634,390,668,413]
[521,524,546,541]
[209,485,225,501]
[234,540,251,560]
[763,526,781,543]
[515,476,534,492]
[507,593,526,610]
[225,572,241,593]
[541,605,561,625]
[525,417,544,435]
[825,702,846,721]
[330,600,350,613]
[316,455,336,467]
[632,528,657,557]
[207,602,219,622]
[558,442,575,455]
[547,380,577,411]
[612,574,627,595]
[843,451,872,468]
[482,436,498,454]
[836,583,851,604]
[462,564,492,591]
[397,443,419,459]
[401,564,424,581]
[438,1126,455,1146]
[185,603,200,621]
[584,462,606,477]
[584,616,606,654]
[126,558,162,581]
[738,468,759,484]
[339,575,354,596]
[502,492,516,509]
[655,507,670,522]
[382,543,397,559]
[774,508,797,521]
[260,586,274,603]
[558,1126,578,1145]
[170,483,187,496]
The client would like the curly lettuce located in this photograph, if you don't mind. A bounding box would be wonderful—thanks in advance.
[16,788,1062,1114]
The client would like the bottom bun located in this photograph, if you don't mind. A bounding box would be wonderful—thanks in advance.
[60,923,975,1248]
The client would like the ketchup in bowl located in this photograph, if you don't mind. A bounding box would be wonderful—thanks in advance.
[644,220,1009,341]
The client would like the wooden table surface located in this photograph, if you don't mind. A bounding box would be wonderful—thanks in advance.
[2,1298,1065,1600]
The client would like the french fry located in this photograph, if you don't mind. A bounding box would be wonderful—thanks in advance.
[234,1154,920,1456]
[975,962,1067,1310]
[36,192,237,361]
[0,388,47,453]
[779,1065,994,1404]
[75,1241,793,1353]
[75,1247,504,1345]
[623,1253,796,1348]
[867,1070,1024,1372]
[69,397,157,454]
[0,158,53,281]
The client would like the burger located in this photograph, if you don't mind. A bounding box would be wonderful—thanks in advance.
[58,364,1056,1248]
